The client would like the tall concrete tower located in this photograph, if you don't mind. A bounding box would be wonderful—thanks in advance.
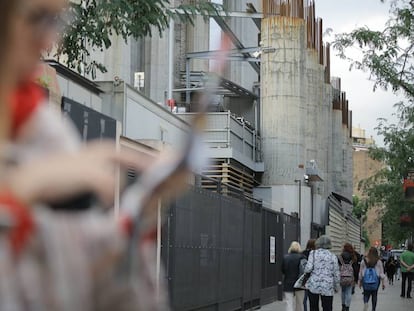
[260,1,329,186]
[255,0,353,245]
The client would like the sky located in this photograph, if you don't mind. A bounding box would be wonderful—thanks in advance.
[316,0,403,145]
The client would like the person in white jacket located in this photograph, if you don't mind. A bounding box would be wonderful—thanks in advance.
[304,235,340,311]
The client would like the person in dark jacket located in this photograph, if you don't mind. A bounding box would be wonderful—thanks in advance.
[282,241,306,311]
[352,247,362,294]
[303,239,316,260]
[302,239,316,311]
[338,243,358,311]
[385,257,397,285]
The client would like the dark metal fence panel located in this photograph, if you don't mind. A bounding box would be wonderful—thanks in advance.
[169,188,221,310]
[283,214,299,254]
[242,204,262,308]
[164,185,262,311]
[218,195,244,307]
[261,209,285,303]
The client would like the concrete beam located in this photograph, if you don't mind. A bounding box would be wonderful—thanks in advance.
[171,9,266,19]
[187,47,260,58]
[187,49,261,63]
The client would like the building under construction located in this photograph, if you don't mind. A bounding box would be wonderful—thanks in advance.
[55,1,361,308]
[87,0,358,247]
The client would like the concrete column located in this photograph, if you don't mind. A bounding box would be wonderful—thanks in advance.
[260,16,307,185]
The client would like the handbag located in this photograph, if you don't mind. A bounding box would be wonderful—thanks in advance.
[294,250,315,289]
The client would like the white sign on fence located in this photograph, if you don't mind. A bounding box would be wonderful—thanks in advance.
[270,236,276,263]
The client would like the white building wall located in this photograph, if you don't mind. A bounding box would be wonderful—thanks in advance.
[56,75,102,112]
[98,81,189,147]
[124,87,188,146]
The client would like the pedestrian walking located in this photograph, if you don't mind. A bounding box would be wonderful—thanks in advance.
[338,243,358,311]
[352,246,362,294]
[302,239,316,311]
[359,247,386,311]
[385,257,397,285]
[396,257,401,280]
[305,235,340,311]
[400,242,414,298]
[282,241,306,311]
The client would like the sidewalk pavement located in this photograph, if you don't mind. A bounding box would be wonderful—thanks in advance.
[260,278,413,311]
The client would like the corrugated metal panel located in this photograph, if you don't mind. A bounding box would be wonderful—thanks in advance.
[347,220,361,248]
[328,207,345,254]
[327,195,361,254]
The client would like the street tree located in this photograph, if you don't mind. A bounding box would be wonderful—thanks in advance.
[334,0,414,244]
[55,0,223,76]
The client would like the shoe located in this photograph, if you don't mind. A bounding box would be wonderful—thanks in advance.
[400,295,405,298]
[407,296,412,299]
[363,303,368,311]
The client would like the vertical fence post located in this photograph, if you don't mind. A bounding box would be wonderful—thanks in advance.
[278,208,285,301]
[241,198,247,310]
[216,186,223,308]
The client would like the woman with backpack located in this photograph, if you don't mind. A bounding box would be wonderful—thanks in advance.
[338,243,358,311]
[359,247,386,311]
[282,241,306,311]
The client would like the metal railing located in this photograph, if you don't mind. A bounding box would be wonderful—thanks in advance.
[177,111,263,163]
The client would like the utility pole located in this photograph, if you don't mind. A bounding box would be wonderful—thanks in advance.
[167,18,175,105]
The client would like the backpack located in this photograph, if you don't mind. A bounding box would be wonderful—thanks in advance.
[362,260,380,291]
[339,255,354,286]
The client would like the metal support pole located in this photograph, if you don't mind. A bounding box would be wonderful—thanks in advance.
[167,18,175,103]
[185,58,191,105]
[294,179,302,243]
[156,199,162,296]
[310,183,314,238]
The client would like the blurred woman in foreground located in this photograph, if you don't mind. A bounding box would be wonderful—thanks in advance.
[0,0,177,309]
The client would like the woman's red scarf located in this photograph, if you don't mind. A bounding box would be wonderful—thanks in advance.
[10,82,45,136]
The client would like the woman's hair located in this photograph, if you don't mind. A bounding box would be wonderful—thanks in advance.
[315,235,332,249]
[306,239,316,250]
[288,241,301,253]
[366,247,379,265]
[0,1,20,56]
[343,243,357,262]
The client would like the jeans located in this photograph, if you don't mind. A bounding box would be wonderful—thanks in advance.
[401,272,413,297]
[341,285,352,307]
[303,290,308,311]
[308,291,333,311]
[363,290,378,311]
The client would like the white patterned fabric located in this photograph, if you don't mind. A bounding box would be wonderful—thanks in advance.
[305,249,340,296]
[0,209,170,311]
